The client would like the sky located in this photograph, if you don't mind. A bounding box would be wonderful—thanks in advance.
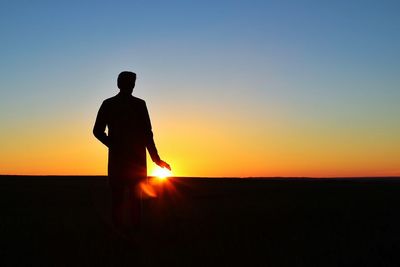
[0,0,399,177]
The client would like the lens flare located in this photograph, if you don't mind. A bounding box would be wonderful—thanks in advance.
[139,182,157,198]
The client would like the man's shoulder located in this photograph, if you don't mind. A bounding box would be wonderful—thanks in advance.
[131,96,146,105]
[102,95,146,107]
[102,95,118,104]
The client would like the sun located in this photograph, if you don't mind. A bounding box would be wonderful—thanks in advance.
[151,166,172,180]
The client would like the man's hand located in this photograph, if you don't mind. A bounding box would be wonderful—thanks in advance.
[157,159,171,171]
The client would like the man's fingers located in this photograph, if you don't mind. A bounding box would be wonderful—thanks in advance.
[163,162,171,170]
[162,161,171,170]
[157,160,171,170]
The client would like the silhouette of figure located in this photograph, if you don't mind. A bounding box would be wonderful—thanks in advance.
[93,71,170,231]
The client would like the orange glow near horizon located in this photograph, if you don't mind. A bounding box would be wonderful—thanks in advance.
[0,102,399,178]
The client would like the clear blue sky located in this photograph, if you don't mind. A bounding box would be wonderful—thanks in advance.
[1,0,399,176]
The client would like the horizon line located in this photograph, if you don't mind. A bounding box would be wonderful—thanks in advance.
[1,174,400,179]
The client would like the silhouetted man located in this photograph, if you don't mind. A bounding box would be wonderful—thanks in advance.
[93,71,170,232]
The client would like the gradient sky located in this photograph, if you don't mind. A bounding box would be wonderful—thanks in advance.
[1,0,399,177]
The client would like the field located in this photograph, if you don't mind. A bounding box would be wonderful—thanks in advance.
[1,176,400,266]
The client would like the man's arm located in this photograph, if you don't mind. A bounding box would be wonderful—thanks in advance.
[93,102,110,147]
[143,102,171,170]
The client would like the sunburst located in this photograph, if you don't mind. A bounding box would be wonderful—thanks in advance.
[151,166,172,180]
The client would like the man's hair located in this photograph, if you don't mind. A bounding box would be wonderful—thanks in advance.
[117,71,137,90]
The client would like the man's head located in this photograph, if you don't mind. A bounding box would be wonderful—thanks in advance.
[117,71,136,94]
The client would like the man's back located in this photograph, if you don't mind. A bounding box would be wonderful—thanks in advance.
[103,94,150,152]
[94,92,158,179]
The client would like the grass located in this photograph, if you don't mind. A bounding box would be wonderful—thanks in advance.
[1,176,400,266]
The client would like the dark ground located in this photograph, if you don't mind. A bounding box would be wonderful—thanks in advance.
[1,176,400,267]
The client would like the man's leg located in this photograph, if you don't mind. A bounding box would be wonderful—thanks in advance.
[128,179,144,228]
[110,182,129,230]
